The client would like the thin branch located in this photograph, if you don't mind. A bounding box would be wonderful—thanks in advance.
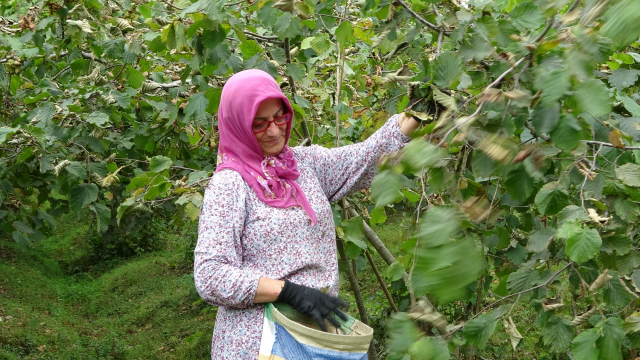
[52,66,71,80]
[582,140,640,150]
[396,0,443,33]
[580,144,602,211]
[114,158,198,171]
[316,14,369,30]
[243,31,281,42]
[159,0,183,10]
[469,262,573,322]
[533,19,555,43]
[284,37,311,143]
[365,250,399,313]
[436,104,483,147]
[436,30,443,55]
[485,56,527,91]
[223,0,246,7]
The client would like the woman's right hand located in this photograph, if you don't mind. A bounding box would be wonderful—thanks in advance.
[275,280,349,332]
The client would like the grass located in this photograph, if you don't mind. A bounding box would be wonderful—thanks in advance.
[1,207,560,360]
[0,215,213,359]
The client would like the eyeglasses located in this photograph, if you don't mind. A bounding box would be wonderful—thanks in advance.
[252,113,291,133]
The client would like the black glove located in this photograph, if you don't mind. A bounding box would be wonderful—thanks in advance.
[276,280,349,332]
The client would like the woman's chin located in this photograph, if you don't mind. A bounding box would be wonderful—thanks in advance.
[261,140,285,157]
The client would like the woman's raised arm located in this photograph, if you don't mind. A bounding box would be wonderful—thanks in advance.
[293,113,418,202]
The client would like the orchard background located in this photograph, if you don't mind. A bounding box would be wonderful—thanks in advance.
[1,0,640,358]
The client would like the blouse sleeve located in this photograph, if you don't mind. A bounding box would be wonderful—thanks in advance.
[293,114,410,202]
[193,170,261,309]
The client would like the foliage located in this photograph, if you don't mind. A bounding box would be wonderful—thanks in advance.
[2,0,640,358]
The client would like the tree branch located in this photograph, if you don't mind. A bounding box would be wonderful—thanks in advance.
[396,0,446,34]
[582,140,640,150]
[468,262,573,322]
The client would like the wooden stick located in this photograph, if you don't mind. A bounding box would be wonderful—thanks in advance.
[365,250,399,313]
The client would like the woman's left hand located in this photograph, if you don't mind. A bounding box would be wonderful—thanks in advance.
[398,112,421,136]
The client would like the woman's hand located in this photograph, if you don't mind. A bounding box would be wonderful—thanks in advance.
[276,280,348,332]
[398,112,421,136]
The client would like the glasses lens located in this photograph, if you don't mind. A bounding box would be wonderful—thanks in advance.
[252,122,267,132]
[274,114,289,125]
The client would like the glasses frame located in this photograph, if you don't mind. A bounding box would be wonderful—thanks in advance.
[252,113,292,134]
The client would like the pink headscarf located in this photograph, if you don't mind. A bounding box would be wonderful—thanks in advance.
[215,69,317,225]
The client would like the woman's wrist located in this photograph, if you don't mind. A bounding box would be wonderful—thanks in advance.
[398,112,421,136]
[253,277,286,303]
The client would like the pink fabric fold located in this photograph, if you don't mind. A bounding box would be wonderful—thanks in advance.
[215,69,317,225]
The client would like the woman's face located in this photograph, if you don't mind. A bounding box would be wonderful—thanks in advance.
[253,98,287,157]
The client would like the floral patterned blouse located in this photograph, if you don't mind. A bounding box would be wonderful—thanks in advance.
[194,115,409,359]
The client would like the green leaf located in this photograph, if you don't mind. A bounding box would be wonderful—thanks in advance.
[103,38,125,59]
[535,183,570,215]
[613,198,638,222]
[386,260,405,281]
[149,155,173,173]
[596,317,624,360]
[574,79,612,118]
[623,312,640,333]
[617,94,640,118]
[565,227,602,264]
[285,63,305,82]
[600,235,631,255]
[342,240,362,259]
[599,0,640,48]
[550,114,582,151]
[527,227,557,253]
[86,112,110,127]
[369,207,387,225]
[603,275,635,309]
[66,162,87,179]
[505,244,528,265]
[387,313,420,354]
[258,2,279,26]
[400,140,447,171]
[371,170,402,207]
[201,25,226,50]
[0,127,19,145]
[508,267,540,300]
[542,316,573,353]
[463,314,497,349]
[125,65,145,89]
[274,12,301,40]
[89,203,110,233]
[69,183,99,213]
[12,221,33,234]
[272,0,294,12]
[239,40,263,60]
[408,337,450,360]
[609,69,640,89]
[184,93,209,122]
[571,328,600,360]
[341,216,366,247]
[539,69,570,105]
[417,207,459,246]
[510,1,544,31]
[432,51,462,88]
[310,33,331,54]
[504,168,534,202]
[335,21,355,47]
[616,163,640,187]
[12,231,31,249]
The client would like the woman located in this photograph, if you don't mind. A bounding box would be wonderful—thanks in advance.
[194,69,420,359]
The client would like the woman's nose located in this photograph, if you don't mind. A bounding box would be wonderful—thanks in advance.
[265,121,280,136]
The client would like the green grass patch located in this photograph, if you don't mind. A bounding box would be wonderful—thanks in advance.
[0,215,212,359]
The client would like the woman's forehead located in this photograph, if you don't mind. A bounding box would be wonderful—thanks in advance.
[254,98,284,117]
